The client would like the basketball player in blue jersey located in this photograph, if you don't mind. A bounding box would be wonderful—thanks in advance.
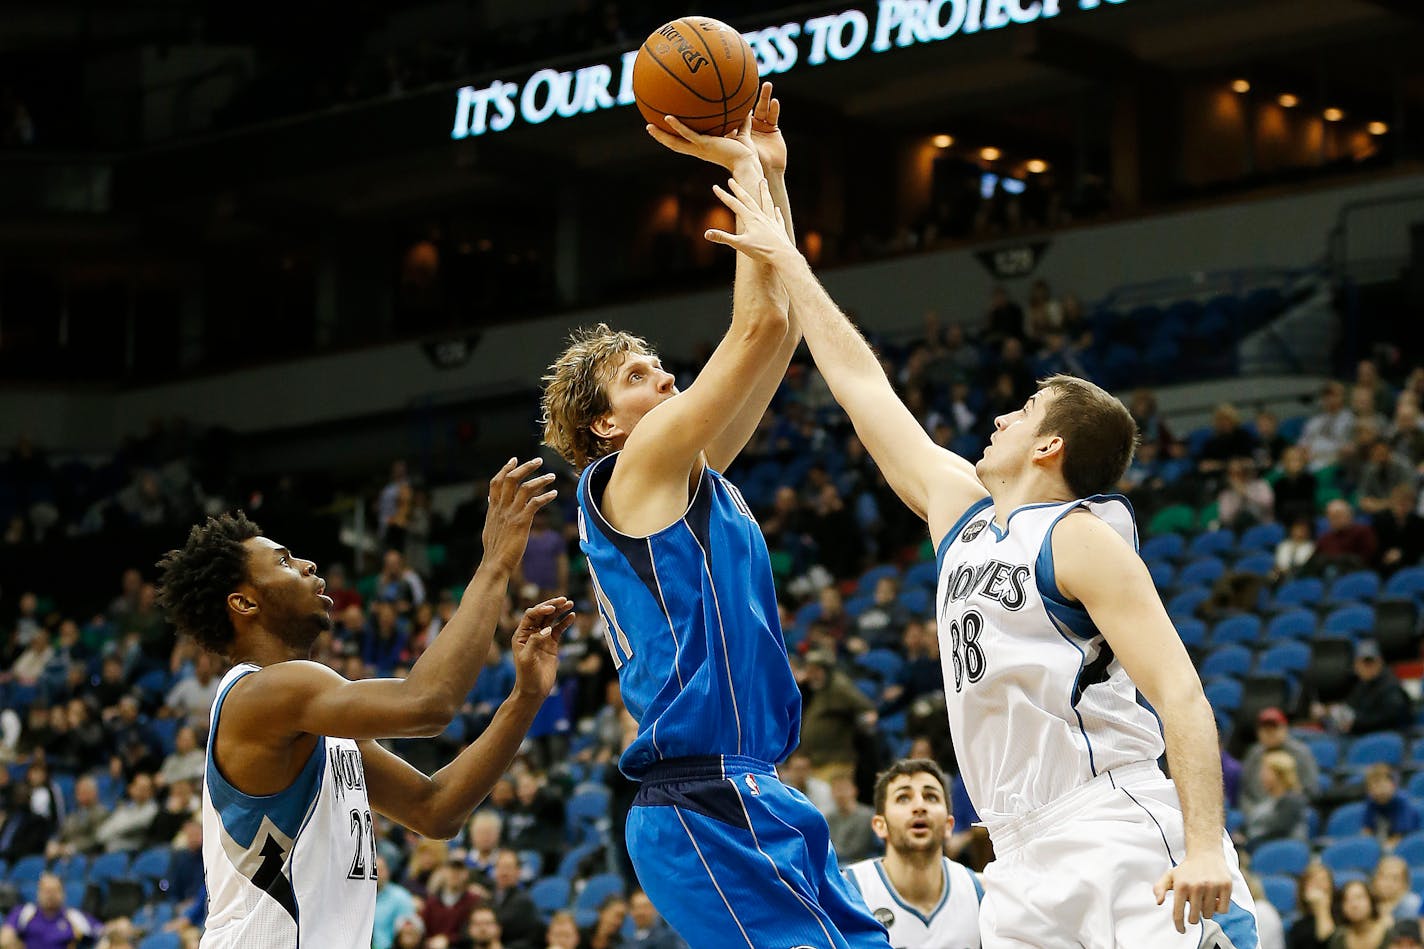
[540,84,888,949]
[155,458,574,949]
[707,179,1259,948]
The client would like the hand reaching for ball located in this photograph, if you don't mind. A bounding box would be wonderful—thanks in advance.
[704,178,795,263]
[646,111,760,176]
[748,82,786,176]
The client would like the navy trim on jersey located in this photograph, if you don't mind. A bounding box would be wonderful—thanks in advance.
[1033,495,1137,640]
[1046,611,1098,776]
[206,716,327,848]
[935,496,994,575]
[870,857,952,927]
[581,451,711,543]
[970,870,984,904]
[985,499,1068,542]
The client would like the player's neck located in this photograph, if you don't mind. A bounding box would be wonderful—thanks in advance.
[231,628,310,667]
[882,849,944,913]
[986,469,1074,525]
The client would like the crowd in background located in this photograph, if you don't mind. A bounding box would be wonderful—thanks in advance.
[0,280,1422,947]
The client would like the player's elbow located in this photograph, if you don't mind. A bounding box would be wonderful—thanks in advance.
[404,692,459,737]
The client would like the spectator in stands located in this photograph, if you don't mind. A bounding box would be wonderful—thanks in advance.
[1329,879,1392,949]
[826,774,876,864]
[94,772,157,853]
[45,775,104,859]
[0,872,100,948]
[982,285,1024,346]
[487,849,541,949]
[1371,856,1423,923]
[104,695,160,775]
[517,510,568,598]
[0,780,46,861]
[1275,519,1318,579]
[61,698,104,768]
[1274,445,1320,529]
[107,569,144,624]
[378,459,412,548]
[1375,484,1424,572]
[1388,919,1424,949]
[1291,862,1337,949]
[1309,500,1378,575]
[1353,386,1390,437]
[1357,441,1418,515]
[362,601,410,676]
[1218,458,1275,529]
[505,772,564,872]
[146,777,197,846]
[1255,411,1290,470]
[1363,765,1421,846]
[939,323,981,384]
[92,655,130,710]
[1340,639,1412,735]
[464,811,502,884]
[1128,390,1172,454]
[156,725,204,788]
[546,911,582,949]
[807,482,862,581]
[376,548,426,608]
[1241,707,1320,808]
[1240,750,1309,850]
[582,895,627,949]
[400,837,448,897]
[778,750,834,816]
[797,650,875,782]
[625,890,684,949]
[166,819,203,906]
[162,651,221,730]
[9,630,52,688]
[1198,403,1258,479]
[881,620,942,715]
[1388,398,1424,466]
[1302,382,1355,470]
[393,915,426,949]
[423,855,485,943]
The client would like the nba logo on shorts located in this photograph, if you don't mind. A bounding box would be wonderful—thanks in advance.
[744,774,760,795]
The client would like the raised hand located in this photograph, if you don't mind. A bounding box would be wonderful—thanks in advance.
[704,178,794,263]
[748,82,786,176]
[511,597,574,699]
[646,112,760,175]
[479,457,557,574]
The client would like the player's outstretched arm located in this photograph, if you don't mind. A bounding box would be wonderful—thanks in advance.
[1052,513,1232,935]
[236,458,558,742]
[360,600,569,839]
[706,179,986,539]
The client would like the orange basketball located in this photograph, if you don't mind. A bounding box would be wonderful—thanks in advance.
[632,17,760,137]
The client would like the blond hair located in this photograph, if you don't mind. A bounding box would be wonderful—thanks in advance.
[1262,749,1301,792]
[540,324,655,469]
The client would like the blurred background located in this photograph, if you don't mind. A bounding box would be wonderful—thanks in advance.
[4,0,1424,946]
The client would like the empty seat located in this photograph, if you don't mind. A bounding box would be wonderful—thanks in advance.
[1168,587,1211,617]
[1239,523,1287,553]
[1204,679,1243,712]
[1189,530,1236,559]
[1256,642,1311,676]
[1200,645,1252,680]
[1320,837,1383,874]
[1324,801,1367,838]
[1326,571,1382,605]
[1264,609,1316,642]
[1180,557,1227,587]
[1211,615,1262,646]
[1141,534,1187,563]
[1252,839,1309,875]
[1345,732,1405,769]
[1273,578,1325,610]
[1323,605,1376,637]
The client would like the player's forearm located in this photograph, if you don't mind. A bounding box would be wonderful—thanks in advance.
[1161,691,1227,855]
[421,691,544,838]
[767,171,794,242]
[403,563,510,718]
[769,250,883,390]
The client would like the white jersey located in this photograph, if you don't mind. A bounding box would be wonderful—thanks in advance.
[201,662,377,948]
[844,856,982,949]
[935,496,1165,832]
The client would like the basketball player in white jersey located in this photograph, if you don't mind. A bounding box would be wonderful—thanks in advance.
[706,179,1257,947]
[844,759,982,949]
[155,458,574,948]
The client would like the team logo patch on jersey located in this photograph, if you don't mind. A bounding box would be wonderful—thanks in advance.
[873,907,895,928]
[960,520,988,543]
[744,774,760,795]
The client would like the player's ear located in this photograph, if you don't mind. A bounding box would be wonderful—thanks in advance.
[228,590,258,619]
[870,814,888,841]
[1035,433,1064,462]
[590,411,623,441]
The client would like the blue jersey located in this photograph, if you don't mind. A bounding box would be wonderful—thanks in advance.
[577,452,801,778]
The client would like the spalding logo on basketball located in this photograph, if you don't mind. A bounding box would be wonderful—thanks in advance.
[961,520,988,542]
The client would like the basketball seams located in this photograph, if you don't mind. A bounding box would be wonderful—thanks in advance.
[636,84,758,126]
[639,42,724,104]
[678,18,730,141]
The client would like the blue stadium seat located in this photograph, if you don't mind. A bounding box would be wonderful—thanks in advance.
[1252,839,1309,875]
[88,851,131,886]
[1345,733,1405,769]
[1384,567,1424,600]
[567,784,611,825]
[1324,801,1367,838]
[903,560,938,590]
[1320,837,1383,874]
[53,854,88,883]
[1264,609,1316,642]
[1262,874,1297,917]
[855,564,899,596]
[1189,530,1236,559]
[62,880,85,909]
[1257,642,1311,676]
[1203,679,1242,712]
[133,903,175,932]
[1322,605,1375,637]
[1167,587,1211,617]
[530,876,571,917]
[1200,645,1252,680]
[843,595,874,619]
[1395,831,1424,867]
[1327,571,1382,606]
[574,872,627,918]
[1147,560,1176,589]
[1408,772,1424,801]
[897,587,930,616]
[1174,618,1208,649]
[557,842,601,881]
[1179,557,1226,587]
[138,933,181,949]
[1239,523,1287,553]
[8,855,44,890]
[857,649,904,683]
[1211,615,1262,646]
[1273,578,1325,610]
[132,846,171,894]
[1140,534,1186,563]
[518,850,544,882]
[794,602,822,627]
[1232,554,1276,577]
[1226,808,1243,833]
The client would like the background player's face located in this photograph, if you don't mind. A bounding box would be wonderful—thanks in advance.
[595,351,677,444]
[977,389,1055,483]
[875,772,951,856]
[241,536,335,650]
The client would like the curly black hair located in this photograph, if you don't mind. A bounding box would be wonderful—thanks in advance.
[155,511,263,655]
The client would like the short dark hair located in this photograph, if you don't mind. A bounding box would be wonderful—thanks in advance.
[155,512,263,655]
[1036,374,1138,498]
[873,758,949,816]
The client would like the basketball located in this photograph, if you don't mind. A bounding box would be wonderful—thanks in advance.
[632,17,760,137]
